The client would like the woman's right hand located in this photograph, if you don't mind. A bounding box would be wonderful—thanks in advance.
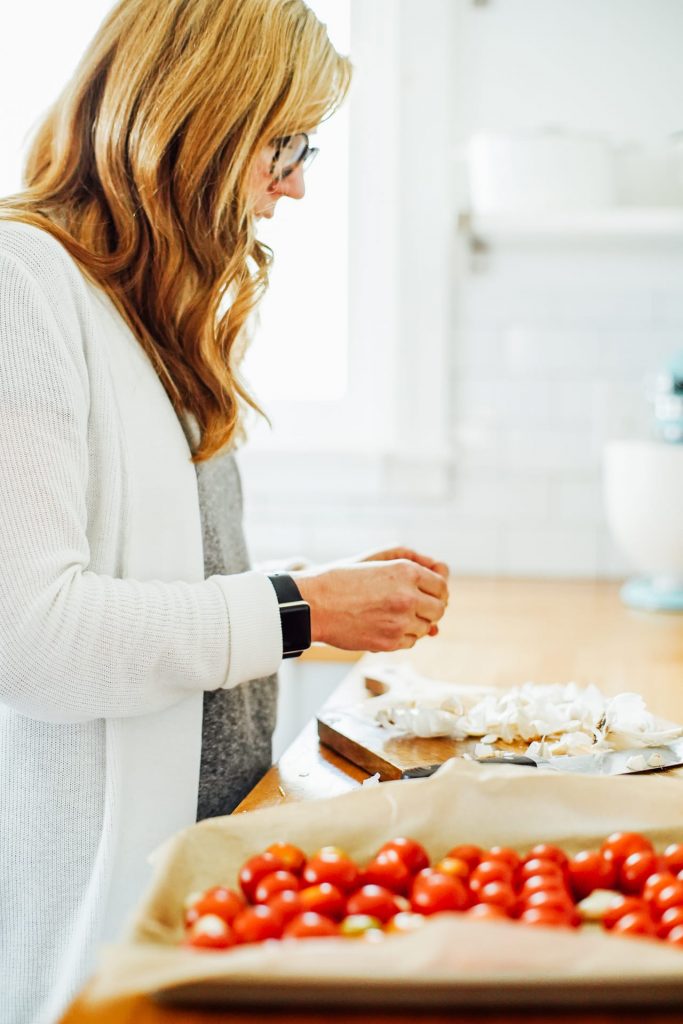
[293,558,449,653]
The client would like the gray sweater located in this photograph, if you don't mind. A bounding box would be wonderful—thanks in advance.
[193,448,278,819]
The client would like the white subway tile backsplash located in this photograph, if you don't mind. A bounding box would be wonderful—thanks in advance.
[503,428,597,473]
[653,290,683,324]
[550,475,603,525]
[501,525,599,578]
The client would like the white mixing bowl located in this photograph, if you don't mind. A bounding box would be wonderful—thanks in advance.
[603,439,683,610]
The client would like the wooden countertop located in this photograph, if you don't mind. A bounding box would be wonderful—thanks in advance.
[61,578,683,1024]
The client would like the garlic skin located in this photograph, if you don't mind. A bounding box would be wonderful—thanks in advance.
[368,669,683,758]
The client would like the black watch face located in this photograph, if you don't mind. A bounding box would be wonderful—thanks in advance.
[280,602,311,656]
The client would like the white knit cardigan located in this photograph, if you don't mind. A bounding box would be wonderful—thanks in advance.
[0,221,282,1024]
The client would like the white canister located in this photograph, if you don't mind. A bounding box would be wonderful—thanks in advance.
[467,130,616,215]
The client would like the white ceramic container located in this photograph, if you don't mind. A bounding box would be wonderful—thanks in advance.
[603,440,683,610]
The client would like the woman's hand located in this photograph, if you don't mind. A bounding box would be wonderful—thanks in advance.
[292,553,449,653]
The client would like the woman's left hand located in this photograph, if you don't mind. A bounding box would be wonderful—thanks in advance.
[330,546,450,636]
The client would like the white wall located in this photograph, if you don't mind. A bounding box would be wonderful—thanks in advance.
[244,0,683,580]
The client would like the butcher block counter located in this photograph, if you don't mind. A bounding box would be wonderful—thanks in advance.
[61,578,683,1024]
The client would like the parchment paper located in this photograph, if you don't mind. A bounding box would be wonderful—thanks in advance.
[85,759,683,1008]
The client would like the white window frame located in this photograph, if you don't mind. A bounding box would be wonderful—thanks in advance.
[241,0,457,502]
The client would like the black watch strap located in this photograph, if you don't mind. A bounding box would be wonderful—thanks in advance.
[267,573,311,659]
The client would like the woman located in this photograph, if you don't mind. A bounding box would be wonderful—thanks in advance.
[0,1,448,1021]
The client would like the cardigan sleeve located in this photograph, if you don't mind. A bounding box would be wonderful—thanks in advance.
[0,248,282,724]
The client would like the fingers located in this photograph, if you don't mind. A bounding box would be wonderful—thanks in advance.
[416,593,446,625]
[415,565,449,602]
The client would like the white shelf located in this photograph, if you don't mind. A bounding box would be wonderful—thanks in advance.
[460,208,683,243]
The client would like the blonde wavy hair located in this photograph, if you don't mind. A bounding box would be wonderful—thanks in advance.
[0,0,351,461]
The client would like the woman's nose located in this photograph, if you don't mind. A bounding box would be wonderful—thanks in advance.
[276,163,306,200]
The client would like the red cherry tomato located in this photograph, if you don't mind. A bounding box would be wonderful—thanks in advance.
[385,911,426,934]
[298,882,346,920]
[526,844,569,870]
[654,882,683,916]
[232,904,284,944]
[283,911,340,939]
[518,858,565,884]
[519,907,574,928]
[410,870,469,915]
[253,870,300,904]
[445,844,483,871]
[185,913,236,949]
[602,895,649,930]
[238,851,286,901]
[185,886,244,926]
[600,832,654,871]
[467,902,510,921]
[266,890,303,925]
[519,875,569,900]
[643,871,678,904]
[486,846,522,872]
[377,837,430,874]
[476,880,516,912]
[346,884,403,924]
[469,860,513,893]
[567,850,616,900]
[667,925,683,946]
[361,848,412,894]
[618,850,659,895]
[656,905,683,938]
[663,844,683,875]
[302,847,359,892]
[265,842,306,875]
[611,911,656,938]
[524,890,575,916]
[435,857,470,881]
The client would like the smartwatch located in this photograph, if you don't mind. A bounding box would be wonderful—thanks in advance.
[267,573,311,659]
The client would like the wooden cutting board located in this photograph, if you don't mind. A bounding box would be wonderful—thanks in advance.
[316,674,502,781]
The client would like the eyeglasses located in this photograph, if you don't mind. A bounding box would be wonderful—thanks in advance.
[269,133,319,181]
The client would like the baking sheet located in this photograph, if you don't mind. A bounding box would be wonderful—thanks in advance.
[85,759,683,1010]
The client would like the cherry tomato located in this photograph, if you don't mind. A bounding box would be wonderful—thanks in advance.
[410,869,469,915]
[666,925,683,946]
[467,902,510,921]
[377,837,430,874]
[469,860,513,893]
[346,884,404,923]
[266,889,303,925]
[653,882,683,916]
[486,846,522,873]
[361,848,412,894]
[283,911,339,939]
[643,871,678,905]
[600,832,654,871]
[184,886,244,926]
[611,911,656,938]
[265,841,306,875]
[527,844,569,870]
[298,882,346,920]
[302,847,359,892]
[253,870,300,904]
[232,904,284,944]
[476,880,516,913]
[340,913,383,937]
[519,875,569,900]
[602,895,649,930]
[618,850,659,895]
[435,857,470,881]
[656,905,683,939]
[385,911,426,933]
[524,890,575,916]
[519,907,574,928]
[567,850,616,899]
[663,844,683,875]
[185,914,235,949]
[238,851,286,902]
[518,858,565,884]
[445,844,483,871]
